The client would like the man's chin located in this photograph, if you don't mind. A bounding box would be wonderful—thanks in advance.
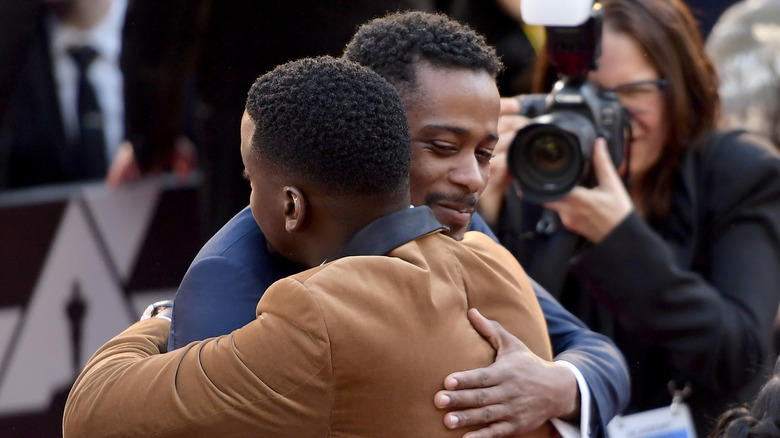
[429,206,471,240]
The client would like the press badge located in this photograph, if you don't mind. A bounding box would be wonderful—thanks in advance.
[606,402,696,438]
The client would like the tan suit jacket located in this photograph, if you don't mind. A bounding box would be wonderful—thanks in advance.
[64,230,554,437]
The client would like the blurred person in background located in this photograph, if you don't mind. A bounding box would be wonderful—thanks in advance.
[706,0,780,148]
[0,0,196,190]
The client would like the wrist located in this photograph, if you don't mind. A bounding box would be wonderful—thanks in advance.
[551,361,580,421]
[556,360,593,437]
[140,300,173,322]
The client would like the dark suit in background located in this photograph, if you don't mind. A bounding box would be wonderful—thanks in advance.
[0,4,69,188]
[120,1,434,238]
[0,0,195,190]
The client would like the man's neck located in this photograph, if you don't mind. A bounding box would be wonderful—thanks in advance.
[52,0,113,29]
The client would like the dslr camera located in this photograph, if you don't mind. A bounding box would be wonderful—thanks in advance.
[507,1,629,203]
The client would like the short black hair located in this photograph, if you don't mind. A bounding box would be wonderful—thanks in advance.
[343,11,503,97]
[245,56,410,196]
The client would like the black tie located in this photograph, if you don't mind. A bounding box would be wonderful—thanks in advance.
[67,45,107,180]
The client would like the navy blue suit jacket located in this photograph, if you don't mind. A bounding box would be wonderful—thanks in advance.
[170,206,629,435]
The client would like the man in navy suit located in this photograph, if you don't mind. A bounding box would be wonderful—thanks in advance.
[169,11,630,438]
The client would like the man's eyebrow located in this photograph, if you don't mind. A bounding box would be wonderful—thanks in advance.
[423,124,499,141]
[423,124,467,135]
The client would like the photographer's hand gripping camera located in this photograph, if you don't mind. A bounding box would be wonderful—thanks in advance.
[507,0,631,203]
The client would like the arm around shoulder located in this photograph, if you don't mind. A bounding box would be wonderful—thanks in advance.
[64,277,333,438]
[170,255,267,349]
[63,318,171,437]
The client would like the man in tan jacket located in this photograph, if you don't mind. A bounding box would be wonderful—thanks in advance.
[63,56,555,437]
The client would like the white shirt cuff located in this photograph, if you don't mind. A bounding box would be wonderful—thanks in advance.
[550,360,592,438]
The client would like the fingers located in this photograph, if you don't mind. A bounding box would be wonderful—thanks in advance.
[497,114,529,139]
[439,310,528,393]
[591,138,633,222]
[499,97,521,115]
[479,115,527,224]
[441,404,510,430]
[436,310,559,437]
[171,135,199,179]
[544,138,633,242]
[467,309,526,359]
[441,365,498,392]
[466,308,500,349]
[106,141,141,187]
[435,385,507,410]
[437,312,501,392]
[438,395,544,437]
[459,421,517,438]
[591,138,622,190]
[105,166,122,188]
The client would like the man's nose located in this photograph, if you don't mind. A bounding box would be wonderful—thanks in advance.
[450,155,484,194]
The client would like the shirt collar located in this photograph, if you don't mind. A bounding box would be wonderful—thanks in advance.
[334,206,448,259]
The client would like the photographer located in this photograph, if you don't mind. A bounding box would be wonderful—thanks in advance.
[480,0,780,435]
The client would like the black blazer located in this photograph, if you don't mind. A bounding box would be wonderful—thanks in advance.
[0,7,73,189]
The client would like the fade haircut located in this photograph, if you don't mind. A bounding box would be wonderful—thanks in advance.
[245,56,411,196]
[342,11,503,99]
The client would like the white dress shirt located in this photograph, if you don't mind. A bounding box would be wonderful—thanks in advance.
[48,0,127,166]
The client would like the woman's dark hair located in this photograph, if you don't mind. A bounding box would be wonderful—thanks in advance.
[710,357,780,438]
[600,0,720,222]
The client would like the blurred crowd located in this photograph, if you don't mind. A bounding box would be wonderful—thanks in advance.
[0,0,551,237]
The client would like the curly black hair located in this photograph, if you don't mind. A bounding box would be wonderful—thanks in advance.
[342,11,503,98]
[245,56,410,196]
[711,357,780,438]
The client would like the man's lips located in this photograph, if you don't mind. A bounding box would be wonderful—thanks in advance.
[432,201,474,228]
[438,201,474,215]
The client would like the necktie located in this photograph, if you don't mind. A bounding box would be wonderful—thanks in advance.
[67,45,107,180]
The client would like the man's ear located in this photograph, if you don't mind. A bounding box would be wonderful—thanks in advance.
[283,186,306,232]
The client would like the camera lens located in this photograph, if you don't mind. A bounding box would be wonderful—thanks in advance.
[527,133,574,177]
[507,111,596,203]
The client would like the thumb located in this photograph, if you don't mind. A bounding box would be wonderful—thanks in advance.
[467,308,504,352]
[468,308,532,363]
[592,138,622,189]
[500,97,521,115]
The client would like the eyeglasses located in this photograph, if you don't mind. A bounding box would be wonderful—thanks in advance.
[602,79,667,116]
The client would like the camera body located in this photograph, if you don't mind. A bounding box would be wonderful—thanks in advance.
[506,6,629,203]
